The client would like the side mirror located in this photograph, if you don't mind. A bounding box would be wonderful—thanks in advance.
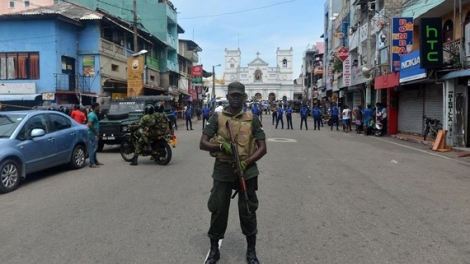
[30,128,46,138]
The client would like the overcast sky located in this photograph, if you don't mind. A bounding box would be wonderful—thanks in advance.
[174,0,324,79]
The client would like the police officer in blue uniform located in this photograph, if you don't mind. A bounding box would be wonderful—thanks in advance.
[312,105,322,130]
[300,104,309,130]
[202,104,210,129]
[275,104,284,129]
[286,105,293,129]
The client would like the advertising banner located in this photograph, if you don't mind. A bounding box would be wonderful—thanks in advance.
[343,55,351,87]
[391,17,414,72]
[419,18,443,69]
[399,50,426,83]
[127,56,144,97]
[191,65,203,77]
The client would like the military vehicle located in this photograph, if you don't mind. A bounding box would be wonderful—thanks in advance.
[97,95,175,151]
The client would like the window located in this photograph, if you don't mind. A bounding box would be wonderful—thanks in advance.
[0,52,40,80]
[9,0,14,8]
[111,64,119,72]
[443,20,454,42]
[282,59,288,67]
[49,114,71,131]
[230,63,234,68]
[25,0,30,7]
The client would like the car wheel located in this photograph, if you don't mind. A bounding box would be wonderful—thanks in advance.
[0,159,21,194]
[69,145,86,169]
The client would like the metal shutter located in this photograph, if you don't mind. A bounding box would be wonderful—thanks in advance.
[423,83,444,124]
[398,88,424,134]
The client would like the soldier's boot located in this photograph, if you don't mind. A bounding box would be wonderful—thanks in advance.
[205,239,220,264]
[130,155,138,166]
[246,235,259,264]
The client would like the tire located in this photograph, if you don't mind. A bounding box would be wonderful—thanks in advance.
[69,145,86,169]
[97,141,105,152]
[154,141,172,165]
[0,159,21,194]
[120,137,135,162]
[423,126,430,140]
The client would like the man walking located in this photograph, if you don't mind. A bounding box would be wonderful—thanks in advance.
[312,105,321,130]
[286,104,293,129]
[300,104,308,130]
[200,81,267,264]
[363,104,373,133]
[185,104,194,130]
[271,104,277,125]
[87,102,103,168]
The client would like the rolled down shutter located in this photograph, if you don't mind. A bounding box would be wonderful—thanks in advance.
[398,88,424,134]
[423,83,444,124]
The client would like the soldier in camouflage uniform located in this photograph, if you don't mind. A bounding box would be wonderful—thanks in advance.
[200,81,267,264]
[131,104,156,166]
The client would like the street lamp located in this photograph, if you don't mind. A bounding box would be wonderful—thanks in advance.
[212,64,221,102]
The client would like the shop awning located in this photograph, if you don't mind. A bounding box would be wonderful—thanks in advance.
[441,69,470,80]
[375,72,399,89]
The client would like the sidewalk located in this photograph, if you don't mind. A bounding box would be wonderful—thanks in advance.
[389,133,470,157]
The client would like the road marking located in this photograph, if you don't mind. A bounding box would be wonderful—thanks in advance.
[204,239,223,263]
[267,138,297,142]
[373,137,470,166]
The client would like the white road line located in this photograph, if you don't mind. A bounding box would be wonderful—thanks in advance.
[204,239,223,263]
[373,137,470,166]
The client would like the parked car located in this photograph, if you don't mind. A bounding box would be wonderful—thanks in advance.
[0,110,89,193]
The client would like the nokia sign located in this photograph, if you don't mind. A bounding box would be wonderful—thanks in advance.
[400,50,426,83]
[401,57,420,69]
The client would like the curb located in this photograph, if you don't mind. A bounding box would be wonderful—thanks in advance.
[389,134,435,147]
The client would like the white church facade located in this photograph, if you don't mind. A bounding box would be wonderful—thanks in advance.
[213,47,298,102]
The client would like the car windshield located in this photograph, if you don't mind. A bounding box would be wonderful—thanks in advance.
[0,113,26,137]
[109,101,145,112]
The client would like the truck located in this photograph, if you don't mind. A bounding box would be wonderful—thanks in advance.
[97,95,175,151]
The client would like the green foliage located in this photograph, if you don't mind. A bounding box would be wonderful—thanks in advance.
[333,57,343,73]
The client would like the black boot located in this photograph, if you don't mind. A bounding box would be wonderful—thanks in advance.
[205,239,220,264]
[130,155,138,166]
[246,235,259,264]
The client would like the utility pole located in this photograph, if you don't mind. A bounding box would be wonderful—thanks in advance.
[366,2,372,106]
[133,0,138,53]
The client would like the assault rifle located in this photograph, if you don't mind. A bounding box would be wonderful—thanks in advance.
[226,120,251,215]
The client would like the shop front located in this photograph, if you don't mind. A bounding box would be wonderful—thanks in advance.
[375,72,399,134]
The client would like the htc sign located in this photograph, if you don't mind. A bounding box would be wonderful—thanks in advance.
[419,18,443,69]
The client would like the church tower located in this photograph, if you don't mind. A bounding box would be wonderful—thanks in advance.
[277,47,293,84]
[224,48,241,83]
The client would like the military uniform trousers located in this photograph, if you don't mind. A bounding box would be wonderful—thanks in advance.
[135,132,157,155]
[207,177,259,240]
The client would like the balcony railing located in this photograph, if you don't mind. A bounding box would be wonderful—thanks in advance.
[54,73,91,92]
[443,39,462,68]
[167,33,176,48]
[184,50,199,63]
[146,57,159,71]
[167,60,177,72]
[100,38,126,60]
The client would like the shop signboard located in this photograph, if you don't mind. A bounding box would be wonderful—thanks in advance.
[391,17,414,72]
[419,18,443,68]
[399,50,426,83]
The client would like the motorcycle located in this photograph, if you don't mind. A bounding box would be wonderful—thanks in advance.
[120,125,177,165]
[423,115,442,140]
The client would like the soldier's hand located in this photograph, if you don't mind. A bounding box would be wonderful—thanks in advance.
[220,142,232,155]
[240,161,247,171]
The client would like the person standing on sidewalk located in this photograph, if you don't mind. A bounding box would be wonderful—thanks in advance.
[271,104,277,125]
[363,104,373,131]
[87,102,103,168]
[286,104,293,130]
[185,104,194,130]
[300,104,309,130]
[342,105,352,132]
[199,81,267,264]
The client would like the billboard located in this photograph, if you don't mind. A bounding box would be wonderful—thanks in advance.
[391,17,414,72]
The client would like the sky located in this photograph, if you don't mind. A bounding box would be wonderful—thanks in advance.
[173,0,325,79]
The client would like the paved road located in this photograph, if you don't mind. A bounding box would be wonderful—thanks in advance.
[1,116,470,264]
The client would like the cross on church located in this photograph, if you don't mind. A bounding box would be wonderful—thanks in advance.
[256,52,260,57]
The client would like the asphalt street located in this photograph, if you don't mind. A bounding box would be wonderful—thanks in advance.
[1,114,470,264]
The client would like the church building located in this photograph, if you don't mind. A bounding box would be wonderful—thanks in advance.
[214,47,297,102]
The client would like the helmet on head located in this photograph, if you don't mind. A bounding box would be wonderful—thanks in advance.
[155,102,164,113]
[144,104,154,115]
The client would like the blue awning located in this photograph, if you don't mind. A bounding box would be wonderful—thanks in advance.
[441,69,470,80]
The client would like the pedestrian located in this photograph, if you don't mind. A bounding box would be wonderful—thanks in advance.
[214,101,224,113]
[271,104,277,125]
[363,104,373,130]
[196,106,202,120]
[286,104,293,129]
[355,105,364,134]
[300,104,308,130]
[87,102,103,168]
[275,104,284,129]
[342,105,352,132]
[172,107,178,130]
[312,105,321,130]
[71,104,86,124]
[199,81,267,264]
[330,103,340,131]
[202,104,210,129]
[185,104,194,130]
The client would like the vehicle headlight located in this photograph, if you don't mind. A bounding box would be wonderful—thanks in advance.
[122,126,128,132]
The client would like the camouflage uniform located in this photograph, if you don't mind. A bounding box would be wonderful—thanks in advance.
[135,114,156,155]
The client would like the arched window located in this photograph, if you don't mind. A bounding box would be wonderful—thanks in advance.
[282,59,288,67]
[443,20,453,42]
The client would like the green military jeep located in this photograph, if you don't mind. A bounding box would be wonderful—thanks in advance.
[97,95,175,151]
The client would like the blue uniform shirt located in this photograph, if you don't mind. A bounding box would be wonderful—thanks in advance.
[202,107,210,115]
[286,107,293,115]
[300,107,308,117]
[277,107,284,116]
[312,108,321,116]
[251,105,259,115]
[185,107,193,117]
[331,107,339,116]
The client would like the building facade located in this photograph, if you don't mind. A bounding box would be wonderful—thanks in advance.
[213,48,296,102]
